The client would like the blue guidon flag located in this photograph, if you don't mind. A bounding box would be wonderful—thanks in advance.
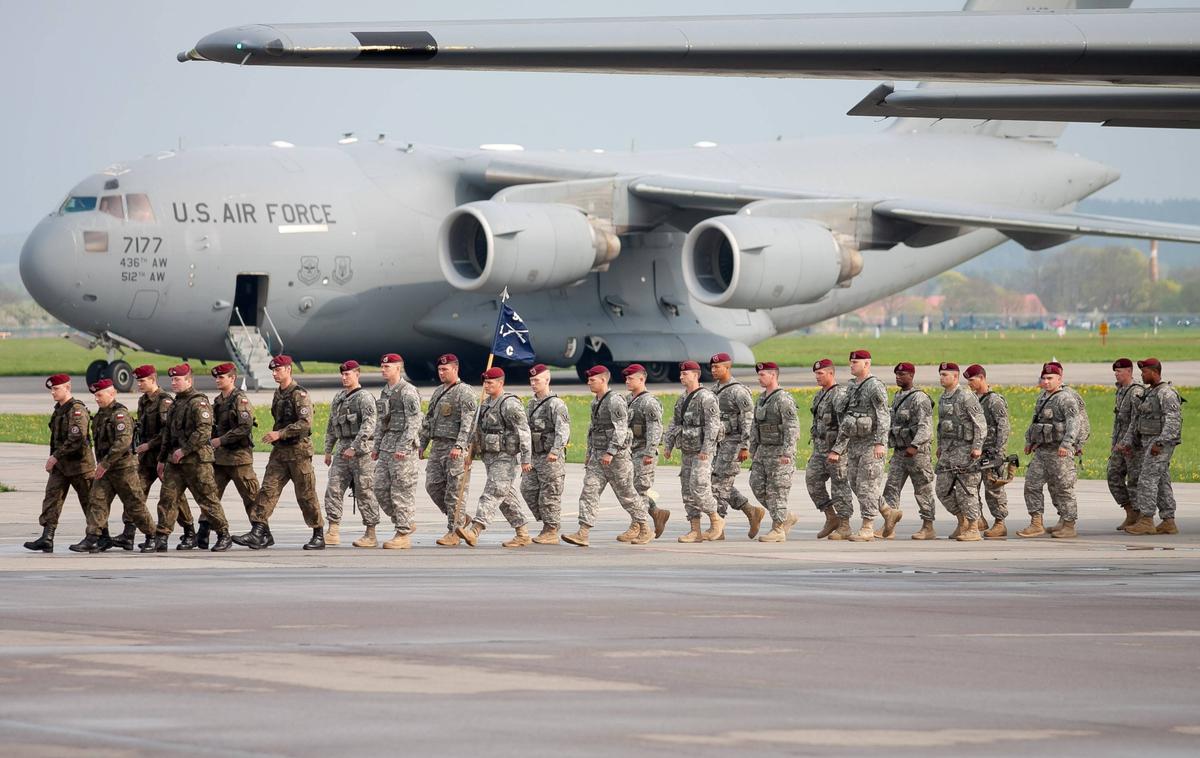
[491,290,536,363]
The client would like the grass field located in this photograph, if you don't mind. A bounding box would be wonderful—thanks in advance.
[2,384,1195,482]
[0,482,12,493]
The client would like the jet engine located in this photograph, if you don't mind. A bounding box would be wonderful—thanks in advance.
[682,215,863,309]
[438,201,620,294]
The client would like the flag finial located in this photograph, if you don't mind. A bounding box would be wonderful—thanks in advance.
[499,286,510,303]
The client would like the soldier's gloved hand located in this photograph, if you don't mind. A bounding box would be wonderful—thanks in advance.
[905,446,918,457]
[873,444,886,460]
[601,453,613,466]
[1057,447,1070,458]
[44,456,57,473]
[210,437,222,449]
[342,449,355,459]
[170,449,184,464]
[93,465,107,480]
[522,463,532,473]
[737,449,749,462]
[324,454,333,466]
[135,443,149,454]
[1151,443,1163,456]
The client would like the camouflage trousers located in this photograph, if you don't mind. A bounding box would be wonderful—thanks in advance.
[520,453,565,527]
[883,447,935,521]
[749,446,794,523]
[39,468,91,528]
[935,447,982,522]
[324,445,380,526]
[1023,447,1078,521]
[86,465,154,536]
[1134,443,1177,519]
[805,449,851,518]
[214,463,259,527]
[251,451,323,529]
[472,452,527,529]
[157,460,228,534]
[138,459,191,527]
[982,475,1010,521]
[845,439,885,519]
[712,442,750,517]
[1107,447,1142,509]
[631,452,665,516]
[424,440,469,530]
[679,451,718,520]
[577,450,644,527]
[374,451,418,534]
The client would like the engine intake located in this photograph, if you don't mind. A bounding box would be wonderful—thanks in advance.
[439,201,619,294]
[682,215,863,309]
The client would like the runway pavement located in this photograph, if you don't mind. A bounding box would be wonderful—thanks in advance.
[1,442,1198,757]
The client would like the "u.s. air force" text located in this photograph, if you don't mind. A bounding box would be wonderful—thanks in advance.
[171,202,336,225]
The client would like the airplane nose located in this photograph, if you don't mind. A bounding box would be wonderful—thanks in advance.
[20,218,77,314]
[188,24,285,64]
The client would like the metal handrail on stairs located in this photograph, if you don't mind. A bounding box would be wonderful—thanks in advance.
[261,307,284,356]
[230,306,258,371]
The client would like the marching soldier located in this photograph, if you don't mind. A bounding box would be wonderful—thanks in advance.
[932,362,987,542]
[418,354,477,547]
[154,364,232,551]
[521,363,570,544]
[1019,362,1081,539]
[966,364,1012,539]
[1107,358,1145,531]
[709,353,767,539]
[664,360,724,543]
[125,364,190,550]
[564,365,648,547]
[882,362,930,540]
[71,378,156,553]
[624,364,671,538]
[206,363,259,549]
[24,374,95,553]
[806,358,851,540]
[748,361,800,542]
[1121,358,1184,536]
[323,360,380,548]
[830,350,898,542]
[459,367,534,547]
[372,353,422,549]
[234,355,324,550]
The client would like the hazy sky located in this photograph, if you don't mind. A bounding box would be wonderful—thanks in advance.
[3,0,1198,236]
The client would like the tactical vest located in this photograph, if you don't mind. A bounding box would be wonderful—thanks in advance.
[94,402,134,469]
[271,384,311,445]
[588,391,618,449]
[136,390,171,453]
[979,391,1009,452]
[677,388,718,454]
[478,393,521,455]
[1114,383,1143,442]
[429,382,468,441]
[754,389,787,446]
[840,376,883,438]
[1030,390,1072,445]
[937,388,972,442]
[889,389,928,448]
[1136,382,1181,438]
[714,381,748,436]
[810,386,840,447]
[51,398,91,456]
[331,388,369,440]
[528,394,560,455]
[166,389,214,462]
[214,390,254,449]
[628,392,655,443]
[379,382,414,434]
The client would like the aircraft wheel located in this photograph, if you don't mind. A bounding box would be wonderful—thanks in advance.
[108,360,134,392]
[643,362,672,383]
[85,359,108,388]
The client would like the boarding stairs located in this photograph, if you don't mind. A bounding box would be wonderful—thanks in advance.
[225,307,282,390]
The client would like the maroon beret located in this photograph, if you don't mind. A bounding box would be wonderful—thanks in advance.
[133,364,157,379]
[709,352,732,364]
[88,378,113,393]
[529,363,550,377]
[756,361,779,372]
[964,364,986,380]
[211,363,236,377]
[436,353,458,366]
[340,360,360,373]
[381,353,403,365]
[1112,358,1133,370]
[622,363,647,377]
[938,362,960,373]
[1137,357,1162,370]
[482,367,505,380]
[812,358,834,372]
[45,373,71,389]
[1041,362,1063,377]
[849,349,872,360]
[268,355,293,370]
[167,363,192,377]
[894,362,915,374]
[679,360,702,372]
[584,365,609,378]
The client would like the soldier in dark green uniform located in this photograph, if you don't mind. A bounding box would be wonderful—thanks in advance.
[71,378,156,553]
[235,355,325,550]
[206,362,259,548]
[124,364,191,550]
[24,374,95,553]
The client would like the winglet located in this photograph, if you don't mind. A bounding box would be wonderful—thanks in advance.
[847,82,896,117]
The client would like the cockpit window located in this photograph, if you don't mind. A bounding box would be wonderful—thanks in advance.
[125,193,155,223]
[99,195,125,220]
[61,196,97,213]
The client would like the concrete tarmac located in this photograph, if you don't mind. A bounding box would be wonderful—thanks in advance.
[1,443,1198,756]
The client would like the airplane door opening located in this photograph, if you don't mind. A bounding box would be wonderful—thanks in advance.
[231,274,269,327]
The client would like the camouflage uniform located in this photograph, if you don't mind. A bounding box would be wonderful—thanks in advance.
[978,390,1012,521]
[156,387,228,534]
[748,388,800,523]
[419,381,478,530]
[1107,380,1145,511]
[711,378,753,517]
[664,387,721,520]
[521,392,570,528]
[806,384,851,518]
[324,387,379,526]
[1023,388,1081,521]
[626,390,664,519]
[86,401,154,537]
[211,388,259,520]
[1124,381,1184,519]
[471,393,532,528]
[882,387,935,521]
[251,382,323,529]
[374,378,422,535]
[833,375,890,519]
[135,388,189,527]
[934,385,987,522]
[40,397,95,528]
[576,391,645,527]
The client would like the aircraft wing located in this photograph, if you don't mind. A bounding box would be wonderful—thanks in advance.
[180,9,1200,86]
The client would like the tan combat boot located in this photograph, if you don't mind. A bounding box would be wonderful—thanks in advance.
[781,512,799,538]
[1046,517,1066,535]
[847,517,877,542]
[816,507,839,539]
[436,525,461,546]
[456,521,485,547]
[531,524,560,544]
[562,524,591,547]
[651,508,671,539]
[827,517,852,540]
[1157,518,1179,535]
[983,519,1007,540]
[1016,514,1046,538]
[630,522,654,545]
[352,525,377,548]
[957,519,982,542]
[1117,505,1138,531]
[702,512,726,542]
[745,505,767,540]
[910,520,937,540]
[975,515,989,532]
[325,521,341,546]
[616,521,640,543]
[1050,520,1077,539]
[502,526,532,548]
[678,518,704,544]
[382,531,411,549]
[880,505,903,539]
[758,522,786,543]
[1124,514,1158,536]
[949,513,965,540]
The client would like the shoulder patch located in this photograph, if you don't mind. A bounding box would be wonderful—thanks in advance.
[69,425,80,435]
[116,422,126,431]
[298,391,308,398]
[240,410,251,420]
[162,397,173,405]
[239,396,249,404]
[200,411,210,419]
[72,409,82,416]
[299,406,310,416]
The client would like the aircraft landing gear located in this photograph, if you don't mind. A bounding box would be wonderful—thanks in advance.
[85,358,134,392]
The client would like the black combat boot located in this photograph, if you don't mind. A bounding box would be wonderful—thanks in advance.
[176,523,197,550]
[195,520,211,549]
[154,534,169,552]
[236,522,269,550]
[24,525,55,553]
[231,523,260,547]
[69,533,101,553]
[110,523,137,551]
[97,528,114,552]
[210,528,233,552]
[264,524,275,547]
[302,527,325,551]
[138,533,157,553]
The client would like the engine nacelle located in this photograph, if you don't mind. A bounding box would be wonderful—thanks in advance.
[438,201,620,294]
[682,215,863,309]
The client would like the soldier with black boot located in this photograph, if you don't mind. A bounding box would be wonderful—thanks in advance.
[24,374,95,553]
